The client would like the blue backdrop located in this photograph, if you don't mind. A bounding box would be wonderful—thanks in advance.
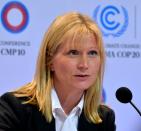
[0,0,141,131]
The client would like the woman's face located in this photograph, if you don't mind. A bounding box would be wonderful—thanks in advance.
[51,34,101,92]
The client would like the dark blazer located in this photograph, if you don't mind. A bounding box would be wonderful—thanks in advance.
[0,92,116,131]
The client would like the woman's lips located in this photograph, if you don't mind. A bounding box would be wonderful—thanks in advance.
[74,75,90,81]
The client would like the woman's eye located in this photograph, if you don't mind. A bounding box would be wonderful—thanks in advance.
[88,50,98,57]
[67,50,79,56]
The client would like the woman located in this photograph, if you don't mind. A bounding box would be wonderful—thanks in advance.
[0,12,116,131]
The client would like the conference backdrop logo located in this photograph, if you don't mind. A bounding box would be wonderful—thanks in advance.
[93,5,128,37]
[1,1,29,33]
[0,1,30,56]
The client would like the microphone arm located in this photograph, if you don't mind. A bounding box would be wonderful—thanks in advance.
[130,101,141,116]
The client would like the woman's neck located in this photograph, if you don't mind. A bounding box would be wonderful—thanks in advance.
[54,86,84,115]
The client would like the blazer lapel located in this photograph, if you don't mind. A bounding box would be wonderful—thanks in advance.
[31,108,56,131]
[78,111,101,131]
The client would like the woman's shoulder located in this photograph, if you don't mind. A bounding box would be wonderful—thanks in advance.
[0,92,47,130]
[0,92,26,106]
[0,92,28,130]
[99,104,115,112]
[98,104,115,121]
[1,92,18,100]
[0,92,37,116]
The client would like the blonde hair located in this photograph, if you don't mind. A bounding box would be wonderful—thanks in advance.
[13,12,105,124]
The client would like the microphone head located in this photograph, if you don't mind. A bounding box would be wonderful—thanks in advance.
[116,87,132,103]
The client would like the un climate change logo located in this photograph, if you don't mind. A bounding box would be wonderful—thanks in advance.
[93,5,128,37]
[1,1,29,33]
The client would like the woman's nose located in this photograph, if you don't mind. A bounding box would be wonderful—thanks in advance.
[77,55,89,70]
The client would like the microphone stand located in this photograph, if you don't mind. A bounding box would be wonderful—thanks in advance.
[130,101,141,116]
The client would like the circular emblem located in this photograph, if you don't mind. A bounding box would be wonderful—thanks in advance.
[1,1,29,33]
[93,5,128,37]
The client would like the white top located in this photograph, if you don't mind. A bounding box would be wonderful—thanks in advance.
[51,88,84,131]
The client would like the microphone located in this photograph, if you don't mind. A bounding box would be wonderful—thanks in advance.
[116,87,141,116]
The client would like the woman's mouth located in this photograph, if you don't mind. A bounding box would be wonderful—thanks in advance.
[74,74,89,81]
